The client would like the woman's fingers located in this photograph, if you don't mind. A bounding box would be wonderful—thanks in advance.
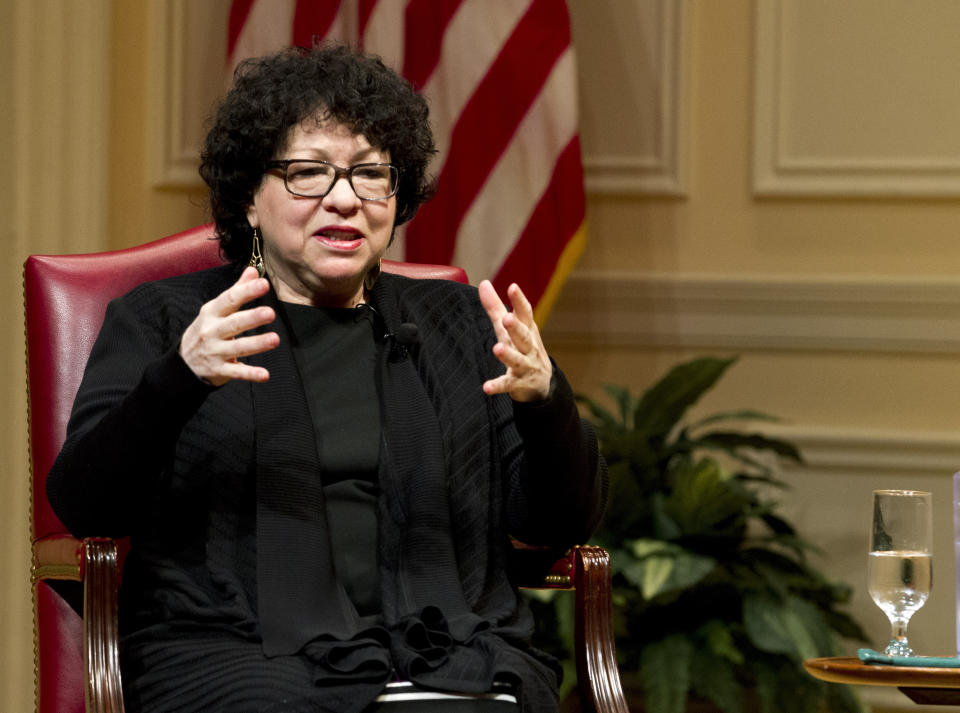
[479,280,552,402]
[221,332,281,360]
[218,305,276,340]
[180,267,279,386]
[478,280,511,342]
[505,282,535,323]
[217,361,272,384]
[204,266,270,318]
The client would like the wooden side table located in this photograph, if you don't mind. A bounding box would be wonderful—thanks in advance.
[805,656,960,705]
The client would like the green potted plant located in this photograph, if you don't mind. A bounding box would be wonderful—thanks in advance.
[531,356,868,713]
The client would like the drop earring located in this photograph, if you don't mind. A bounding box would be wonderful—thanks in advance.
[248,228,265,277]
[364,258,382,291]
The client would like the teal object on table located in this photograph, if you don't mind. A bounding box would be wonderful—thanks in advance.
[859,648,960,668]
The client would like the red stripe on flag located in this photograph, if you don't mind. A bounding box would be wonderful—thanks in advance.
[357,0,378,40]
[402,0,463,90]
[492,137,585,303]
[404,0,570,265]
[227,0,258,58]
[293,0,341,48]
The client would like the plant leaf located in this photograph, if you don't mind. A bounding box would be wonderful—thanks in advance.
[650,492,683,540]
[698,431,804,464]
[754,656,824,713]
[698,619,744,665]
[664,458,751,536]
[598,461,650,537]
[603,383,637,427]
[641,556,675,600]
[736,472,791,489]
[689,409,783,430]
[822,608,870,643]
[640,635,693,713]
[690,646,744,713]
[743,593,818,660]
[632,357,737,441]
[575,392,621,432]
[622,539,717,600]
[787,595,839,657]
[759,512,796,536]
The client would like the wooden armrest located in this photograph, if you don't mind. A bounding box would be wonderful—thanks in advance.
[572,546,628,713]
[83,538,124,713]
[512,544,628,713]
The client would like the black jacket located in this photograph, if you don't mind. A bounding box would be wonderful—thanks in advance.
[47,263,607,713]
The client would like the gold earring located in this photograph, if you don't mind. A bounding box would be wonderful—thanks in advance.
[363,258,382,291]
[248,228,265,277]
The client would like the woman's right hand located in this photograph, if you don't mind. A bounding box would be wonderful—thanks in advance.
[179,266,279,386]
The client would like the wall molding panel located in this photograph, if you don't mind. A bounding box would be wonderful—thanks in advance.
[151,0,231,188]
[151,0,194,187]
[774,426,960,478]
[571,0,689,196]
[753,0,960,197]
[545,271,960,355]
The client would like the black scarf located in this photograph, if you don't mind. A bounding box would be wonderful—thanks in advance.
[249,275,559,711]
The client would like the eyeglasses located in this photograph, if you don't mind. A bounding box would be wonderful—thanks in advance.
[265,159,401,201]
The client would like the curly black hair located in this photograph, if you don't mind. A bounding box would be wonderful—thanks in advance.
[200,44,436,262]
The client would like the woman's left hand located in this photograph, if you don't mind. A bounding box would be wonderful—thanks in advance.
[478,280,552,402]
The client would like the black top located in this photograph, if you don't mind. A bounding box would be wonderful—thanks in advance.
[282,302,380,618]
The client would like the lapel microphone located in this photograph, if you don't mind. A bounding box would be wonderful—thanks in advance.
[354,303,419,361]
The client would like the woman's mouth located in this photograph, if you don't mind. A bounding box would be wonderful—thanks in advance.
[315,229,364,251]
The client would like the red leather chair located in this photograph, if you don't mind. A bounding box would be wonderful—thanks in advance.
[25,224,626,713]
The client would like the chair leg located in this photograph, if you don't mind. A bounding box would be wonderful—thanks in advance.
[573,546,629,713]
[82,538,125,713]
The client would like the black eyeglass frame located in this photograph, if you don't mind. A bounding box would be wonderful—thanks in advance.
[265,159,401,201]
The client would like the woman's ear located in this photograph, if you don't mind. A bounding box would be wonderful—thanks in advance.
[245,202,259,229]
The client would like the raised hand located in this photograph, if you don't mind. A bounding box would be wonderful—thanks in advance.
[179,266,279,386]
[478,280,552,402]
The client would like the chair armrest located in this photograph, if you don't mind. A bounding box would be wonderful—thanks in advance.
[512,544,628,713]
[33,535,125,713]
[83,538,124,713]
[33,538,623,713]
[571,546,628,713]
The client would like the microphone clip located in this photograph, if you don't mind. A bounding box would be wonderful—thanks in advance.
[355,303,419,362]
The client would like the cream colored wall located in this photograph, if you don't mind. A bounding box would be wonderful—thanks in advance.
[1,3,27,710]
[5,3,113,711]
[551,2,960,712]
[108,1,211,248]
[4,1,960,712]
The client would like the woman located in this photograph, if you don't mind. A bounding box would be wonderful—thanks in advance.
[47,45,606,713]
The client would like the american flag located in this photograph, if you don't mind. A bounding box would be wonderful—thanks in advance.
[227,0,586,322]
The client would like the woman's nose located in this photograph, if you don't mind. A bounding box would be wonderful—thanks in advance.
[322,175,362,212]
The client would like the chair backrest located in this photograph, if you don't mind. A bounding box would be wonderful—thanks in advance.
[25,223,468,541]
[24,224,467,713]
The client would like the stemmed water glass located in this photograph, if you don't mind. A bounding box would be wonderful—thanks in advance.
[867,489,933,657]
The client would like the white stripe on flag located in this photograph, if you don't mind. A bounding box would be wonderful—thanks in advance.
[360,1,406,72]
[420,0,533,175]
[452,47,579,278]
[321,3,353,47]
[228,0,295,75]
